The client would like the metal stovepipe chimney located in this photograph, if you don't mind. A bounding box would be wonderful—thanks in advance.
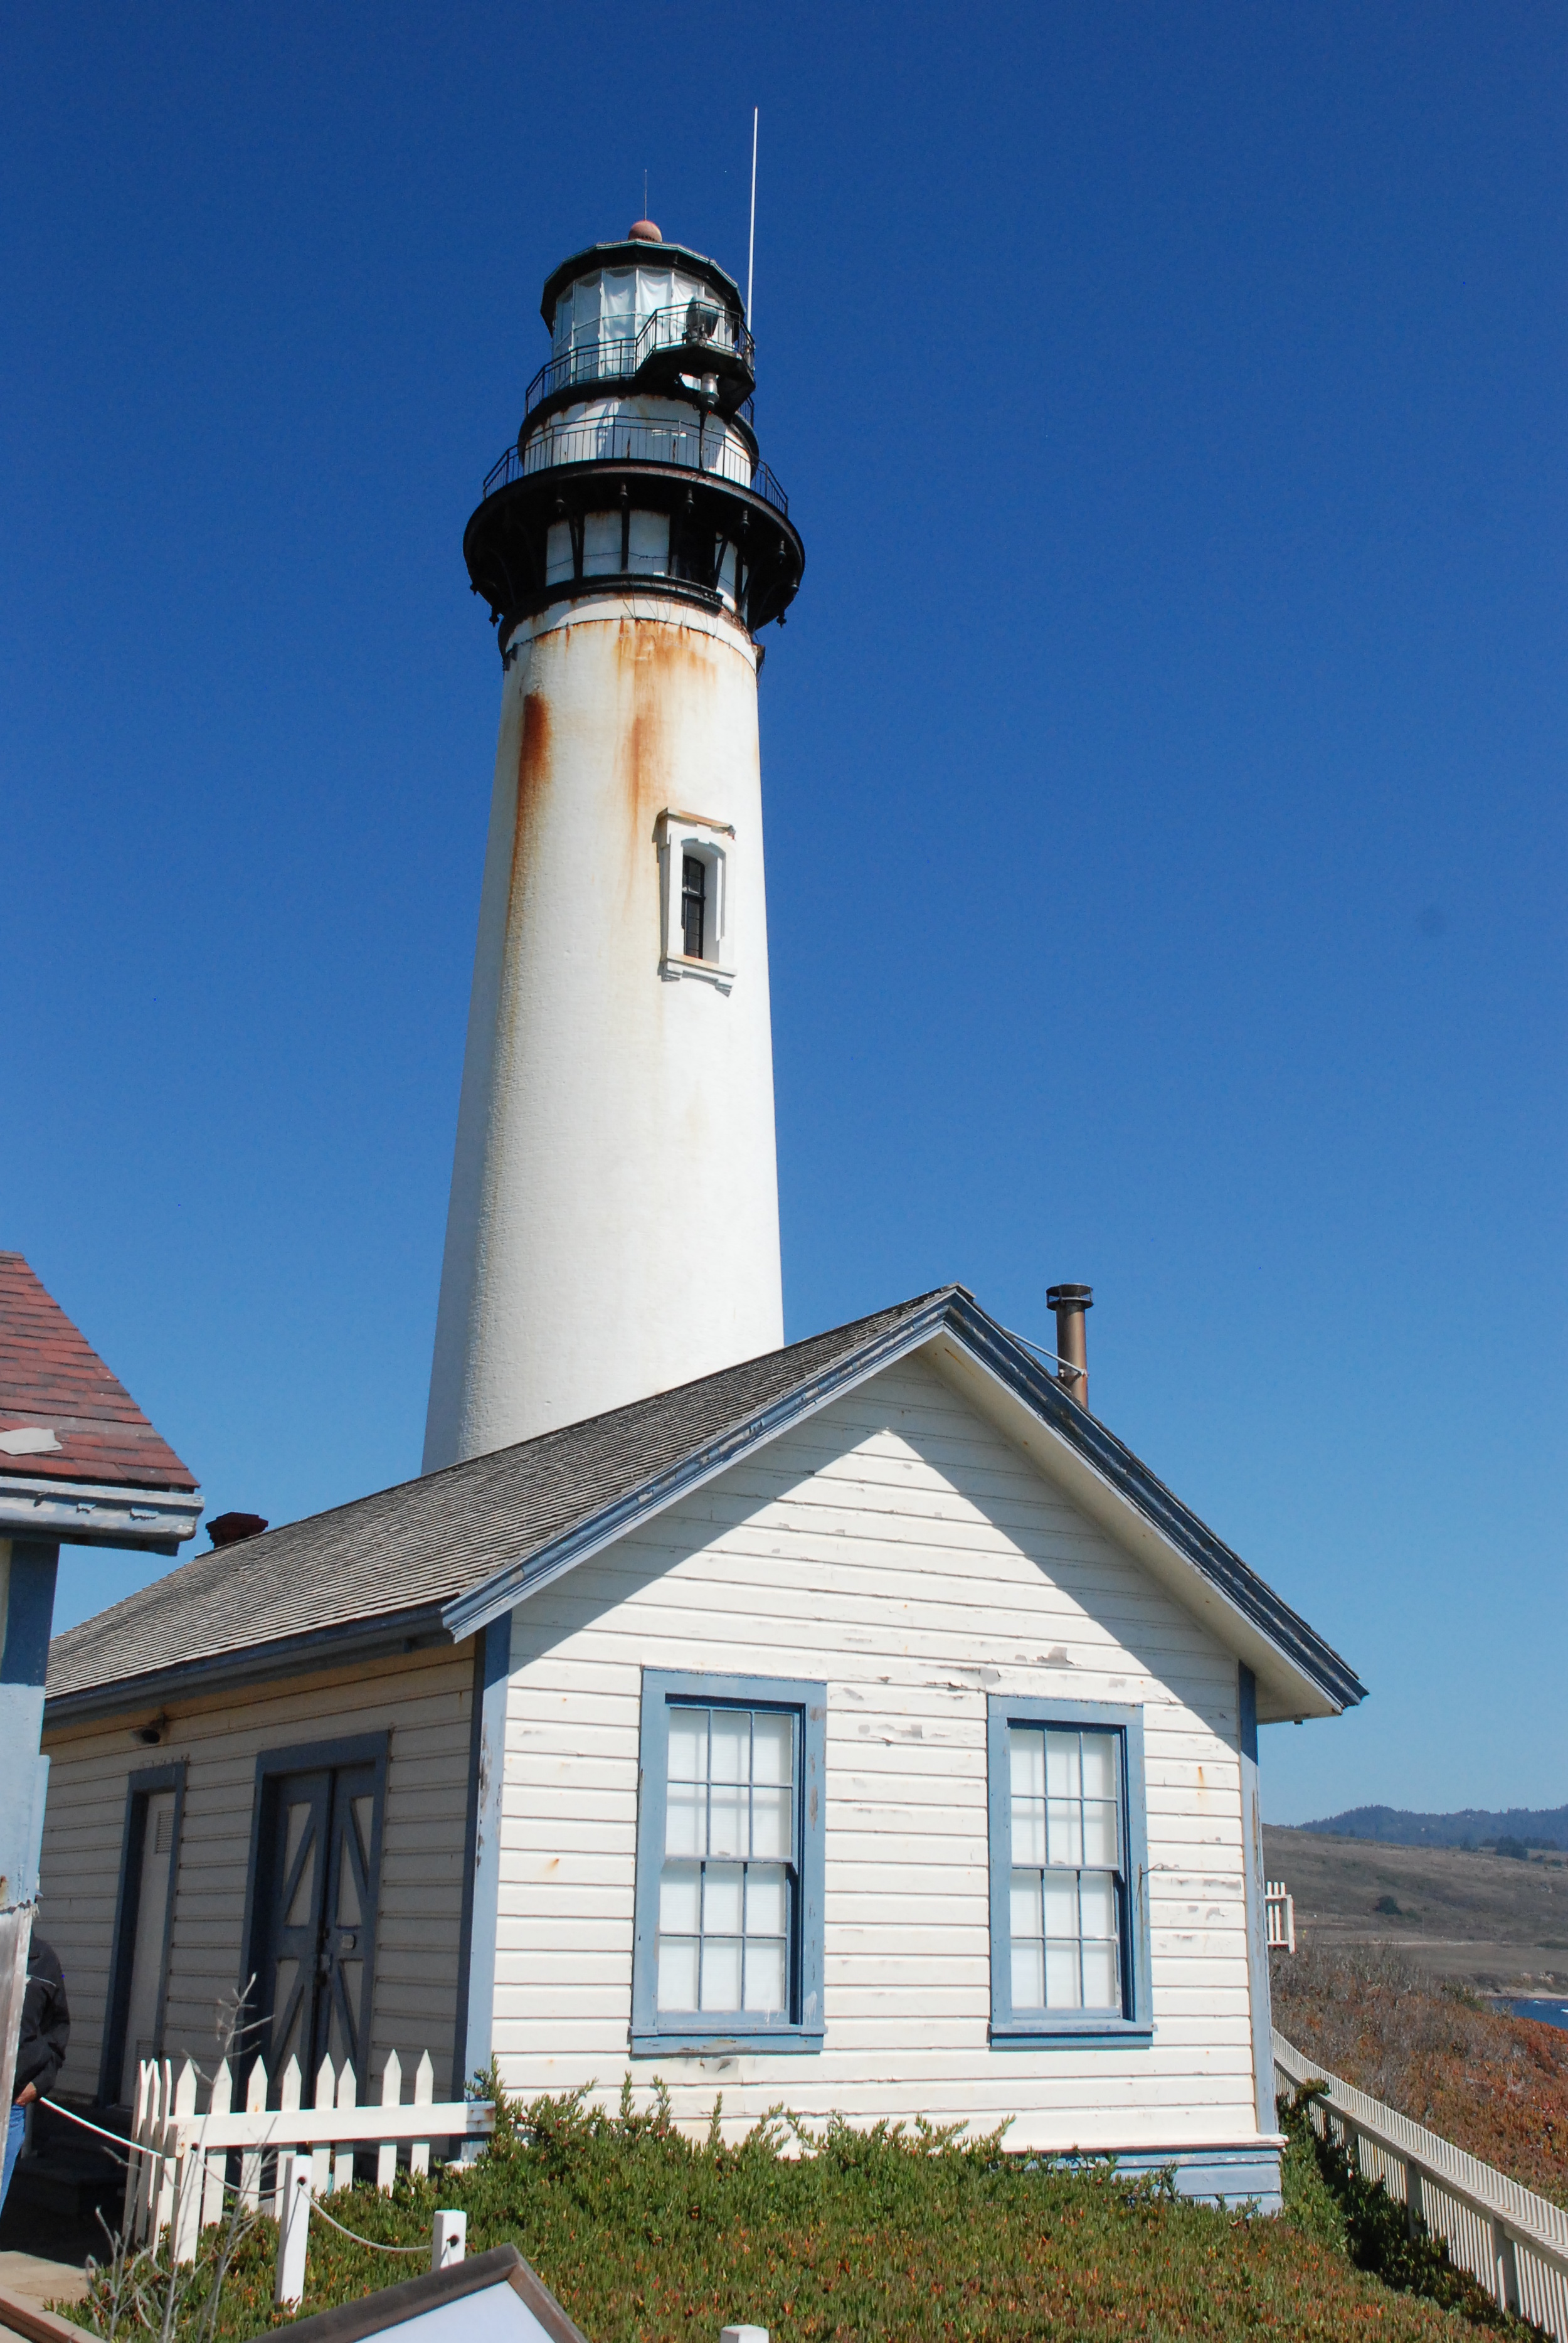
[1046,1284,1094,1410]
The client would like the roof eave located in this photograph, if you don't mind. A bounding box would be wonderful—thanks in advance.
[440,1290,968,1643]
[1,1476,203,1555]
[43,1603,453,1728]
[923,1304,1365,1720]
[440,1289,1364,1720]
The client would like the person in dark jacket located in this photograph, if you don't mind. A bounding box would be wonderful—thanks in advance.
[1,1933,69,2212]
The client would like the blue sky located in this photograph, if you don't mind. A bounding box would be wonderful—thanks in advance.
[5,1,1562,1824]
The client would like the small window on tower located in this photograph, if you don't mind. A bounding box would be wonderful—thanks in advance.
[681,855,707,960]
[658,814,734,991]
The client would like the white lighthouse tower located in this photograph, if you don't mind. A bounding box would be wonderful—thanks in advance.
[423,220,805,1470]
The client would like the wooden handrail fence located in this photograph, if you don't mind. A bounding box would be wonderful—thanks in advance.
[131,2049,494,2260]
[1274,2027,1568,2338]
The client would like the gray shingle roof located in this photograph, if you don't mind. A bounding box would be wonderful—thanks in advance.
[46,1285,1366,1719]
[46,1294,944,1708]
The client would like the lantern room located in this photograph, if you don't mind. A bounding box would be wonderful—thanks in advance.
[463,222,803,642]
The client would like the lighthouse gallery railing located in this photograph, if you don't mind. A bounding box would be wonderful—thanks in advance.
[525,302,755,418]
[483,422,789,518]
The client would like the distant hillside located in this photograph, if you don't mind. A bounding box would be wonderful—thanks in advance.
[1297,1804,1568,1849]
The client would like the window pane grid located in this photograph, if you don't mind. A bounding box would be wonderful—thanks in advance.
[657,1705,795,2018]
[1009,1724,1123,2014]
[681,854,706,959]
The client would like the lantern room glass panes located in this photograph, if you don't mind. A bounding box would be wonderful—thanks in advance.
[581,511,622,577]
[550,267,737,375]
[655,1704,795,2017]
[1008,1725,1124,2013]
[627,511,670,576]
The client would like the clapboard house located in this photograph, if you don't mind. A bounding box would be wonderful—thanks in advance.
[39,1285,1362,2207]
[38,218,1364,2209]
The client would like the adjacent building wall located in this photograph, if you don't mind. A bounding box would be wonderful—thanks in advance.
[39,1641,475,2103]
[493,1352,1263,2155]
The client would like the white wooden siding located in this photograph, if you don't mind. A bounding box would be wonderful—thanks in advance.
[494,1352,1261,2151]
[39,1642,475,2104]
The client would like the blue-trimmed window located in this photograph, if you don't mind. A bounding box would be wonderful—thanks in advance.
[987,1695,1153,2047]
[632,1669,824,2055]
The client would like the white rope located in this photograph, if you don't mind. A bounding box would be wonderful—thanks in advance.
[305,2199,426,2255]
[41,2098,149,2163]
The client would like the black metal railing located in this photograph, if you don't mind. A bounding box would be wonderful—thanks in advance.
[524,302,755,417]
[482,419,788,518]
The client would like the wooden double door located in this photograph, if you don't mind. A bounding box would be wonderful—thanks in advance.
[250,1748,383,2089]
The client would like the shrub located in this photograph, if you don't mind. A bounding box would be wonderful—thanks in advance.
[66,2074,1480,2342]
[1279,2088,1533,2335]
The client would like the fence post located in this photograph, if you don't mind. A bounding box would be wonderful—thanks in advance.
[172,2144,203,2268]
[332,2062,357,2196]
[131,2059,156,2246]
[151,2059,177,2251]
[410,2052,433,2179]
[241,2057,267,2213]
[376,2051,401,2194]
[1406,2158,1424,2241]
[430,2210,467,2271]
[171,2060,202,2265]
[201,2058,232,2231]
[271,2056,302,2222]
[275,2154,314,2310]
[1491,2216,1521,2315]
[310,2057,336,2198]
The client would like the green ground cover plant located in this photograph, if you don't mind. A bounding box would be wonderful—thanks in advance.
[1276,2087,1532,2336]
[66,2075,1509,2343]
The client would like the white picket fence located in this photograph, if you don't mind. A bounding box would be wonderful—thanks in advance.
[1264,1880,1295,1951]
[1275,2028,1568,2337]
[130,2049,494,2260]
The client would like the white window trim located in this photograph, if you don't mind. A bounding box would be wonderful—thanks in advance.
[658,809,735,991]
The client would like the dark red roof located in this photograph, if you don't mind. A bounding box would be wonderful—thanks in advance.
[0,1253,198,1494]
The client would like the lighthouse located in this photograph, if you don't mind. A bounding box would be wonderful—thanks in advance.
[423,220,805,1470]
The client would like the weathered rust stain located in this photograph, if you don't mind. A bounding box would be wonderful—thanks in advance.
[615,619,726,907]
[508,688,553,927]
[614,627,731,946]
[501,615,744,954]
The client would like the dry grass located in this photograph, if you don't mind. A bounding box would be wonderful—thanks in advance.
[1272,1942,1568,2211]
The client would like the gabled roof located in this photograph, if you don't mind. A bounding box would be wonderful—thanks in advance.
[0,1253,202,1554]
[0,1254,197,1493]
[46,1288,1365,1723]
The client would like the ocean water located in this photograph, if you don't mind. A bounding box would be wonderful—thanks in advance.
[1501,1997,1568,2033]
